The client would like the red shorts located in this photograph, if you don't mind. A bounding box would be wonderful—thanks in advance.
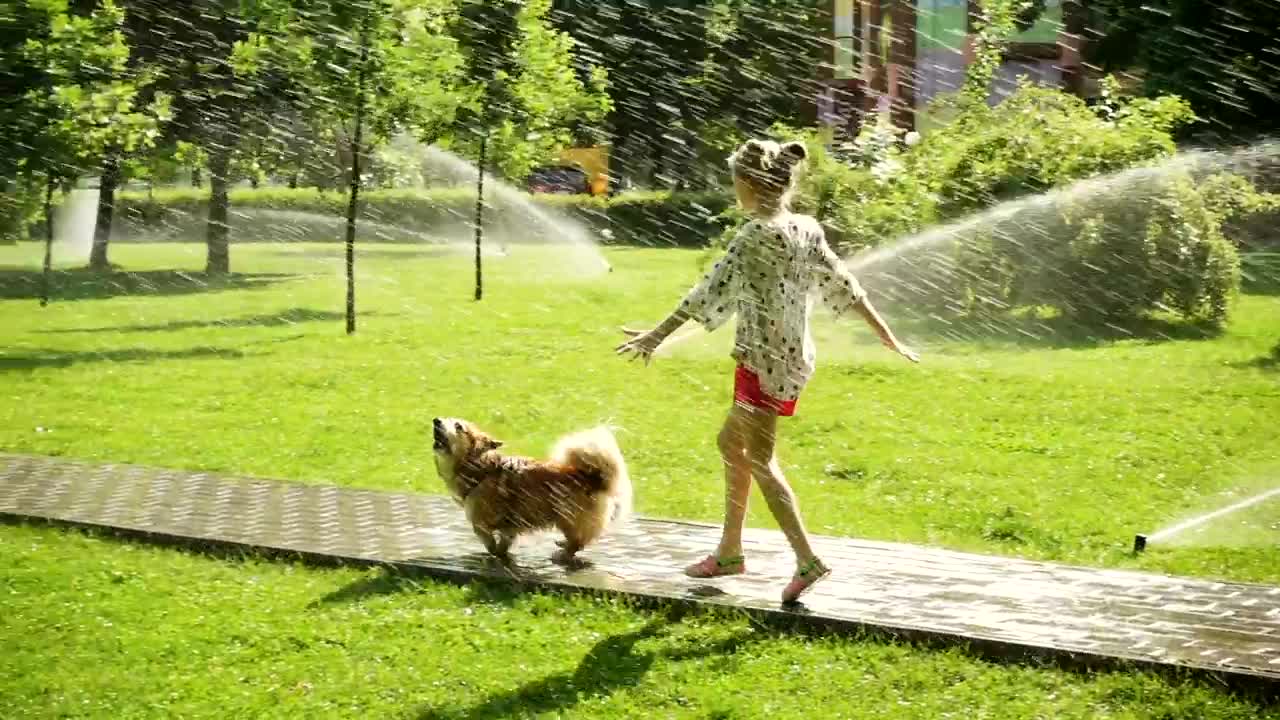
[733,364,797,416]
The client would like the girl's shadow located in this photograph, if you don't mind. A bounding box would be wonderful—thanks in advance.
[414,607,757,720]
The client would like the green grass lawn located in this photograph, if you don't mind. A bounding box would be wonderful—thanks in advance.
[5,523,1274,720]
[2,240,1279,718]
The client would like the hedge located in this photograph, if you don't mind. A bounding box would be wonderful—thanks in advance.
[112,187,733,249]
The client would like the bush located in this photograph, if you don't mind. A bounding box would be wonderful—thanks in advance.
[801,117,937,255]
[768,80,1275,330]
[941,172,1243,326]
[914,81,1195,219]
[705,117,937,256]
[536,190,731,247]
[113,187,732,249]
[1,180,53,244]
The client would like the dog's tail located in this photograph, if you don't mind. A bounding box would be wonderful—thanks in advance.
[551,425,632,525]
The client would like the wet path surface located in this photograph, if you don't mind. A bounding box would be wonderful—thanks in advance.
[2,453,1276,690]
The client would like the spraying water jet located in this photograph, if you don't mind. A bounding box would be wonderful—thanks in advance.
[1133,485,1280,553]
[651,142,1280,356]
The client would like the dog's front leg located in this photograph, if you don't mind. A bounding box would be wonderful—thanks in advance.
[493,531,514,558]
[474,528,509,560]
[552,539,581,565]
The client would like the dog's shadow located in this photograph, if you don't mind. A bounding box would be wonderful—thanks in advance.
[309,549,603,609]
[308,569,424,608]
[414,606,759,720]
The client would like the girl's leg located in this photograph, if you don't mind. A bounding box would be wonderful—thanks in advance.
[739,408,819,566]
[714,404,754,559]
[686,405,753,577]
[742,407,831,601]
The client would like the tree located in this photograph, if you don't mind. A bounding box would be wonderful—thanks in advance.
[297,0,469,326]
[88,0,180,269]
[450,0,520,301]
[449,0,608,180]
[197,1,299,274]
[1,1,163,244]
[1,0,166,292]
[549,0,828,189]
[444,0,610,299]
[343,14,372,334]
[549,0,711,187]
[1086,0,1280,137]
[110,0,300,275]
[698,1,830,170]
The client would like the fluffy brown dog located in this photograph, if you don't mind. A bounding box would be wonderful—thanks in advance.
[431,417,632,563]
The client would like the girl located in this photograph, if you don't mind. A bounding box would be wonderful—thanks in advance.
[616,139,918,603]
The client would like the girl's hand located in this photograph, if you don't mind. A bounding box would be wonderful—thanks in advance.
[879,331,920,363]
[615,326,665,365]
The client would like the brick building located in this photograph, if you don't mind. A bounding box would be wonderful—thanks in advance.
[820,0,1089,135]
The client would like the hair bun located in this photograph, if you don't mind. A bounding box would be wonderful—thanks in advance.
[738,140,766,163]
[781,141,807,162]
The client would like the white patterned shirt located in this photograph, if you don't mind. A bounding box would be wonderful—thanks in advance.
[677,213,867,402]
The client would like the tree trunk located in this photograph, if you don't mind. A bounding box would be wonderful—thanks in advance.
[90,152,120,270]
[0,177,22,245]
[41,178,54,307]
[474,132,487,302]
[205,141,232,275]
[345,73,368,335]
[288,172,299,189]
[191,166,203,188]
[345,20,371,335]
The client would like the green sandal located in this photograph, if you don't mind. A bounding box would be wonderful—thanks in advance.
[684,554,746,578]
[782,557,831,603]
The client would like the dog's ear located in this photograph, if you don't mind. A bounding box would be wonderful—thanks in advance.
[481,435,503,451]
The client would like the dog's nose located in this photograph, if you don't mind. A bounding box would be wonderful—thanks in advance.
[432,417,443,428]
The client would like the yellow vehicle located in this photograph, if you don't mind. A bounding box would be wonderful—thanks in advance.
[526,146,610,196]
[559,146,609,195]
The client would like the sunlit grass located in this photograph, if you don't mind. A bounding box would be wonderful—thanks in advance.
[4,241,1277,580]
[2,240,1279,717]
[2,523,1275,720]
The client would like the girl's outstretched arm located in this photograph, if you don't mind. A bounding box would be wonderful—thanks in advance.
[616,233,746,364]
[615,309,691,365]
[853,296,919,363]
[811,233,919,363]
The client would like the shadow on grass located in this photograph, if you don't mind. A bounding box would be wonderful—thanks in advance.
[41,307,384,334]
[0,345,244,371]
[310,569,426,607]
[0,335,300,372]
[1241,253,1280,297]
[0,267,299,301]
[311,560,557,610]
[414,606,758,720]
[1232,342,1280,371]
[314,568,760,719]
[271,246,466,260]
[7,520,1275,704]
[1253,355,1280,370]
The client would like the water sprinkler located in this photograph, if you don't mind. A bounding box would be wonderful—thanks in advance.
[1133,486,1280,556]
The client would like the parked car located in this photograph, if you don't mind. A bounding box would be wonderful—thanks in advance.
[526,164,591,195]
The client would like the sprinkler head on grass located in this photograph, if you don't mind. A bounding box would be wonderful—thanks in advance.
[1132,534,1147,554]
